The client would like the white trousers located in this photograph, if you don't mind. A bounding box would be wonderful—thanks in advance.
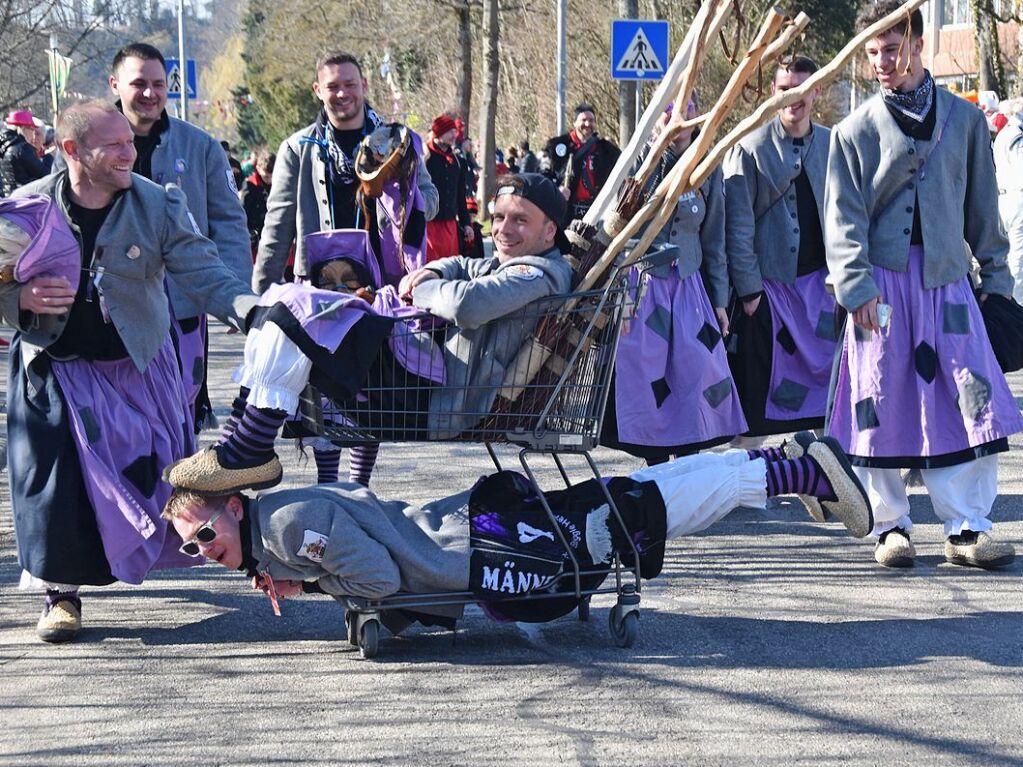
[233,323,313,414]
[630,450,767,539]
[852,455,998,538]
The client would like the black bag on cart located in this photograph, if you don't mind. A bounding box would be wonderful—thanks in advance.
[467,471,667,623]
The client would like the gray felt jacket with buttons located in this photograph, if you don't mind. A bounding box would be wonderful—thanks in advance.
[252,121,439,293]
[0,171,258,372]
[412,247,574,438]
[249,483,471,600]
[824,88,1011,312]
[724,116,830,297]
[646,149,728,308]
[53,113,252,320]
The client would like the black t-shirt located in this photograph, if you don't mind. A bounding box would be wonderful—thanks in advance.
[47,197,129,361]
[132,112,170,180]
[329,127,365,230]
[792,137,826,276]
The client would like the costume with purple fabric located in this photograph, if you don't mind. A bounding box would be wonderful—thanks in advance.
[602,168,747,461]
[828,246,1023,467]
[825,82,1021,542]
[2,195,191,584]
[723,119,837,437]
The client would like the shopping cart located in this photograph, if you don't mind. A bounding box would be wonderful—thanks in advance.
[297,246,677,658]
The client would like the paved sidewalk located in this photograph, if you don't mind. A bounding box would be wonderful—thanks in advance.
[1,322,1021,767]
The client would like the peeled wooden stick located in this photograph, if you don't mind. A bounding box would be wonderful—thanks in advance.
[689,0,927,190]
[583,0,731,226]
[627,0,731,197]
[577,7,789,293]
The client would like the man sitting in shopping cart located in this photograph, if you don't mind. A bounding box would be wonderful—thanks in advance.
[161,433,871,626]
[166,172,575,496]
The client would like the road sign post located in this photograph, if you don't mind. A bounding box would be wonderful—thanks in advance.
[611,20,669,81]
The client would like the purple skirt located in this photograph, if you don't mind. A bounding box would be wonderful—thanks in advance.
[827,245,1023,467]
[51,339,197,583]
[762,270,839,421]
[610,266,747,449]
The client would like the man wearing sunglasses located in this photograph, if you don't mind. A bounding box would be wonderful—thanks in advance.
[0,101,258,643]
[163,434,871,627]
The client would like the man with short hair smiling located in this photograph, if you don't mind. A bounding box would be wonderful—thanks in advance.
[101,42,252,432]
[253,51,438,294]
[1,101,258,643]
[824,2,1021,569]
[724,57,838,466]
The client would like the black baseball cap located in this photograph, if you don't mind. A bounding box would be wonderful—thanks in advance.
[494,173,572,254]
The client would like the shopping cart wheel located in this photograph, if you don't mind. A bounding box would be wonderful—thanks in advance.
[345,611,358,645]
[358,619,380,659]
[577,597,591,622]
[608,605,639,648]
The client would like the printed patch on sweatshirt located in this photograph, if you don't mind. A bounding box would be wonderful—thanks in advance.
[508,264,543,281]
[297,530,328,563]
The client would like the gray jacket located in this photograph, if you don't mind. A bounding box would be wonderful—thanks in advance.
[649,157,728,307]
[412,248,574,438]
[253,122,439,293]
[824,88,1012,311]
[0,172,258,372]
[249,483,470,599]
[724,116,830,296]
[54,114,252,320]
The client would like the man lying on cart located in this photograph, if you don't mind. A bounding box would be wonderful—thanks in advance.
[165,172,575,495]
[162,433,873,628]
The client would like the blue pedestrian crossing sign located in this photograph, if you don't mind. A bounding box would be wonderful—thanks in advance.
[165,58,198,99]
[611,20,669,80]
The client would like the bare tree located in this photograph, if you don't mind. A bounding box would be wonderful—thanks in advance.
[0,1,107,116]
[971,0,1007,96]
[477,0,499,219]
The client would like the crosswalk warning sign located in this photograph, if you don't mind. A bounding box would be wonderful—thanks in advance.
[610,20,669,81]
[615,28,663,75]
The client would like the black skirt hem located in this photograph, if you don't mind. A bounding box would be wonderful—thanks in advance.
[848,438,1010,469]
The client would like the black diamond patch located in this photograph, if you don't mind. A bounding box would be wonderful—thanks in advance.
[956,370,992,421]
[855,397,880,430]
[703,378,733,408]
[854,324,872,344]
[776,325,797,355]
[651,378,671,409]
[645,305,671,342]
[78,406,101,444]
[696,321,722,352]
[914,341,938,383]
[942,301,970,335]
[123,452,158,499]
[815,310,838,341]
[191,355,205,386]
[770,378,810,412]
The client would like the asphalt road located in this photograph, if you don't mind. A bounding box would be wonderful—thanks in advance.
[1,321,1021,767]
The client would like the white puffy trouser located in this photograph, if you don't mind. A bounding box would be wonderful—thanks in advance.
[852,455,998,538]
[233,322,313,414]
[630,450,767,539]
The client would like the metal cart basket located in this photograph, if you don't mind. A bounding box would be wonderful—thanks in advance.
[296,250,672,658]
